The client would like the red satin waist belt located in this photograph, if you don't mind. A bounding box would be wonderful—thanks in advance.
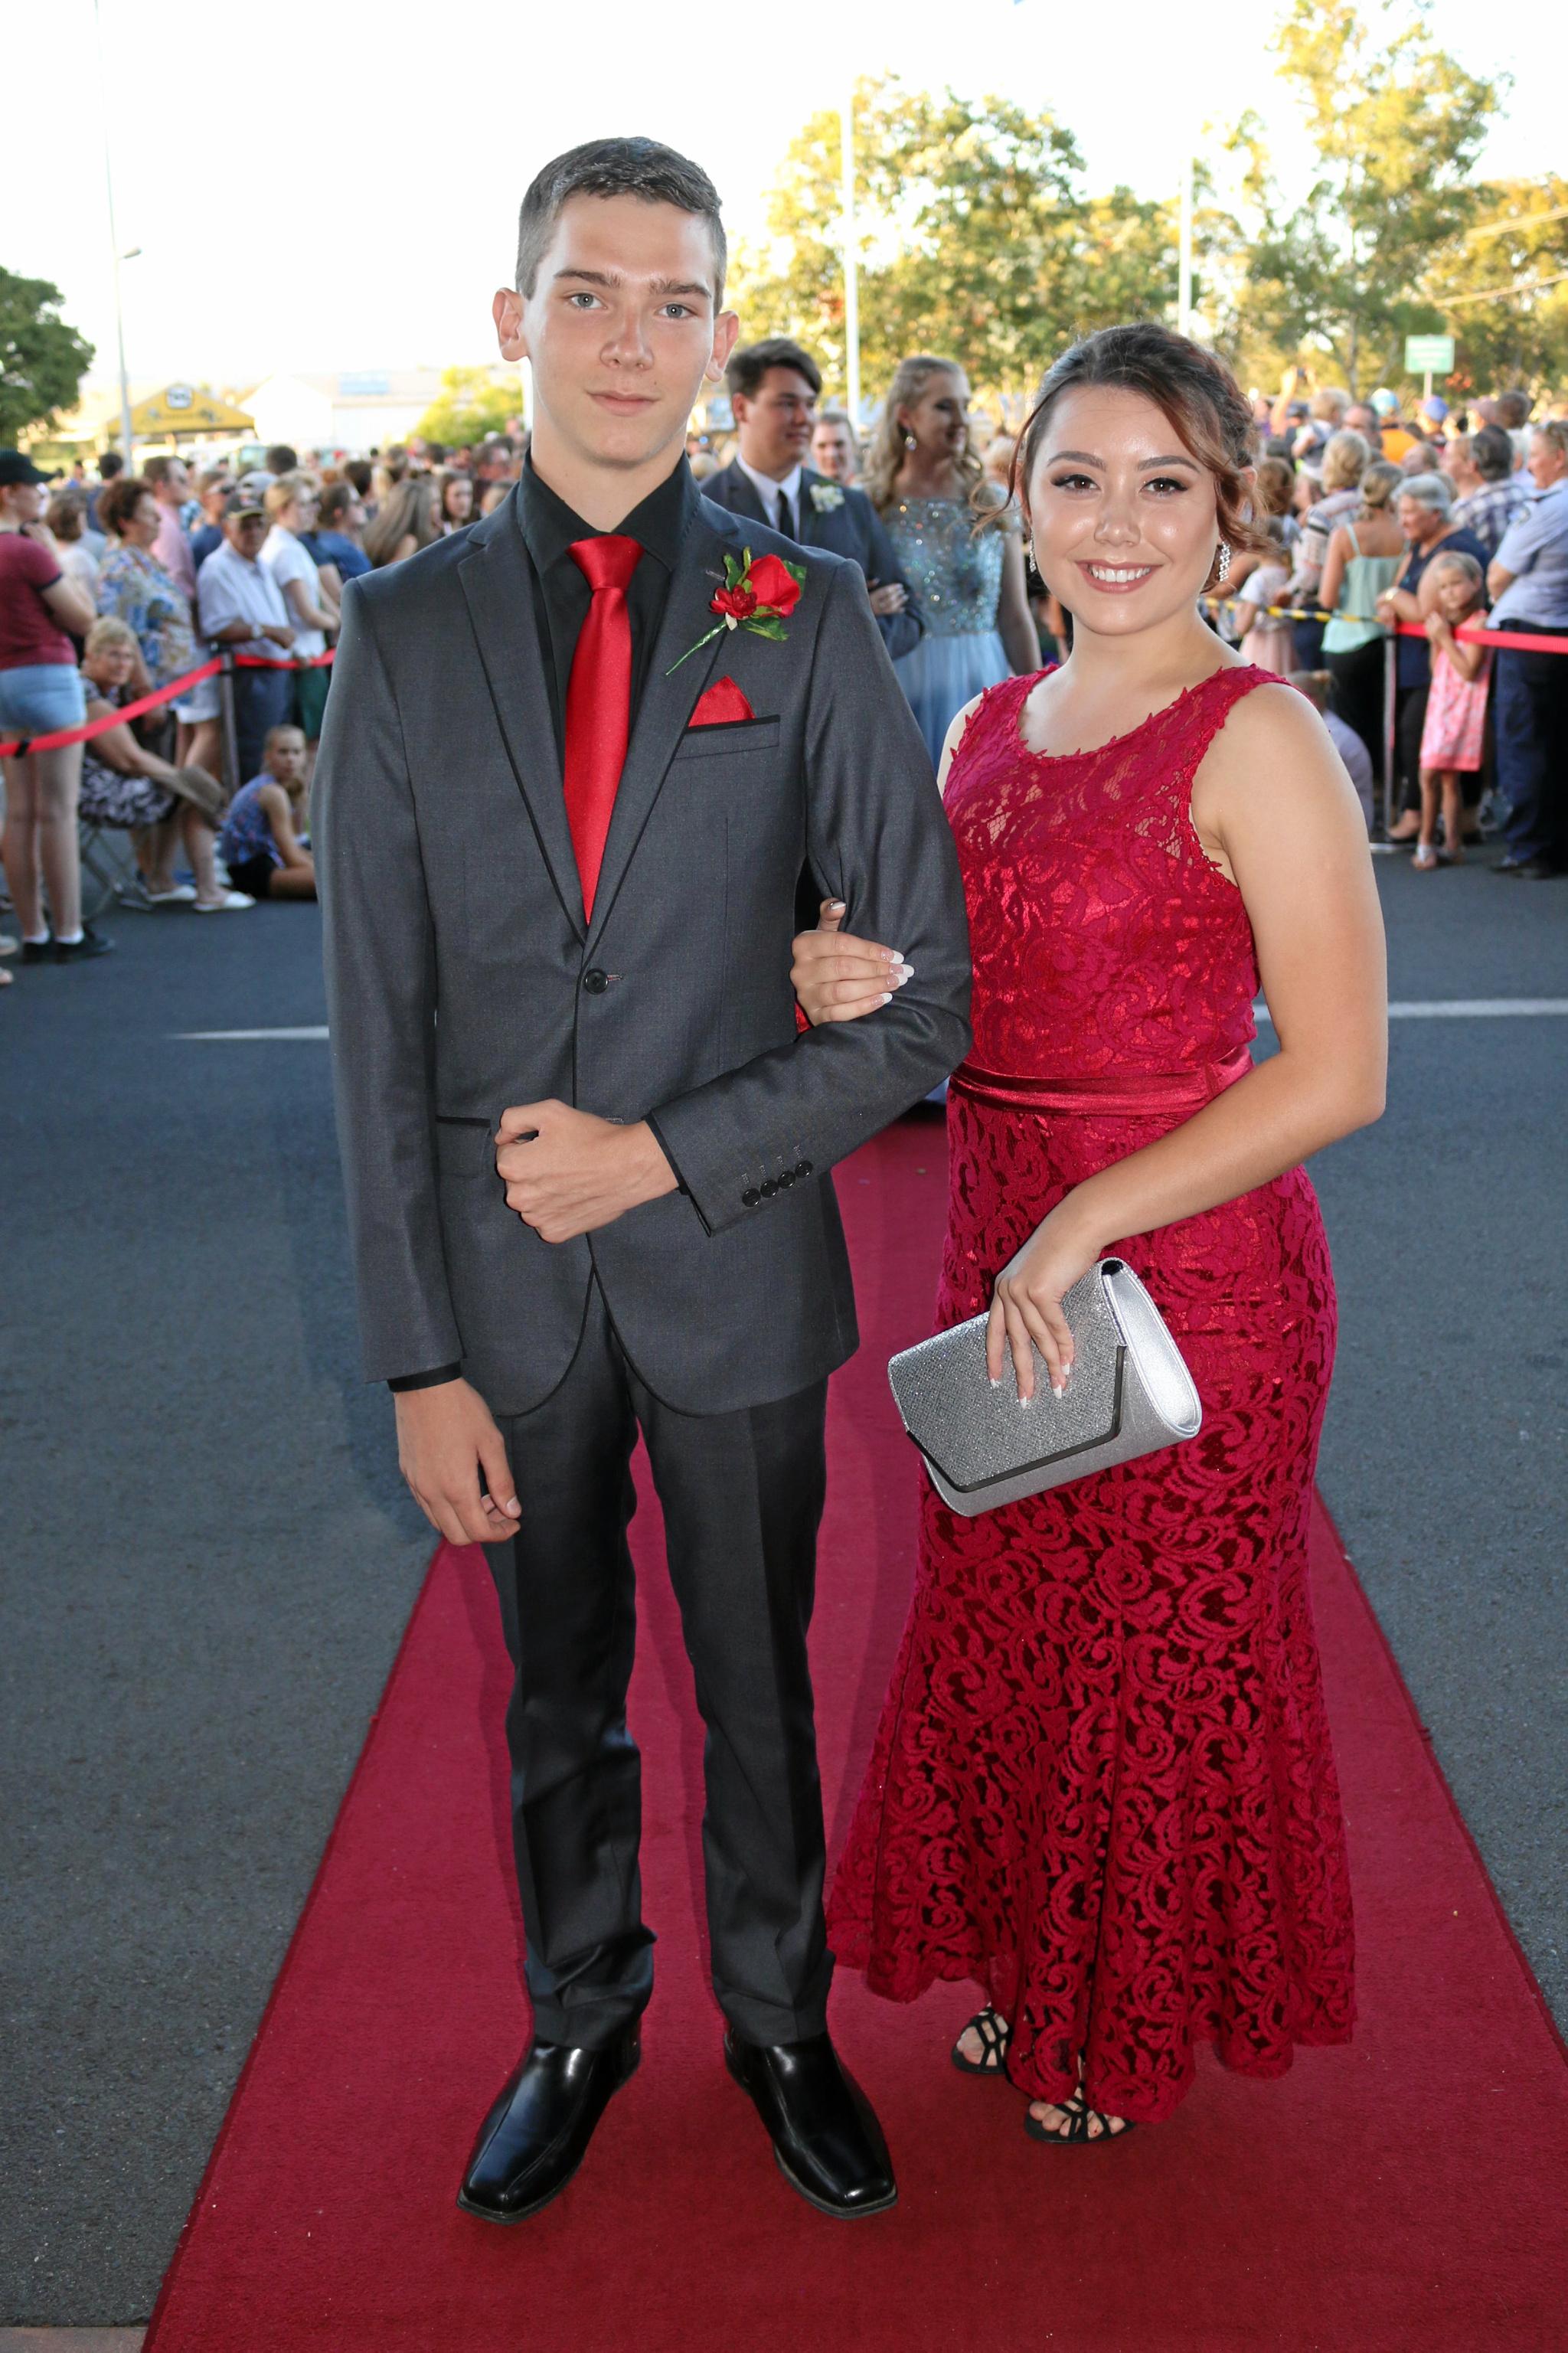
[949,1042,1253,1117]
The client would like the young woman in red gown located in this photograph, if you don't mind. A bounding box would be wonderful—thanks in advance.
[795,325,1387,2143]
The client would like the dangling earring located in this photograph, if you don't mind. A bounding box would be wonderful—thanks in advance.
[903,431,917,452]
[1215,541,1231,586]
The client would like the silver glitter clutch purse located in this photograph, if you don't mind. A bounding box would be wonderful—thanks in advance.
[887,1259,1202,1517]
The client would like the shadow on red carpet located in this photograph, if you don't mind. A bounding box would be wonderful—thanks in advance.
[142,1119,1568,2351]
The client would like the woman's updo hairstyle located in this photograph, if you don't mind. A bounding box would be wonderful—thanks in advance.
[1357,459,1403,511]
[1010,322,1272,589]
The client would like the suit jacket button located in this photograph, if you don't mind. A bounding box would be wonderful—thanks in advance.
[742,1188,760,1208]
[761,1178,778,1197]
[795,1159,813,1177]
[581,967,609,995]
[778,1168,795,1187]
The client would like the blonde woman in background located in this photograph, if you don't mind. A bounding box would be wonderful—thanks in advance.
[1319,459,1406,790]
[362,478,442,569]
[1286,429,1371,666]
[864,356,1038,770]
[260,472,339,760]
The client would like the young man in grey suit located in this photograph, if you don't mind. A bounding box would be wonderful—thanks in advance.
[315,138,969,2227]
[704,336,923,662]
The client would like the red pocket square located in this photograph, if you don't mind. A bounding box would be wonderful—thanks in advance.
[688,676,755,727]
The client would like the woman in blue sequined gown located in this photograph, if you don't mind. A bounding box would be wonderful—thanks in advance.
[865,356,1040,770]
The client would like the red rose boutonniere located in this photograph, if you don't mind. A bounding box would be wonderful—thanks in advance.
[667,546,806,673]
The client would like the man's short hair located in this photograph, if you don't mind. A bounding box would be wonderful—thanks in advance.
[143,455,179,489]
[266,443,299,475]
[1471,423,1514,482]
[1495,391,1530,430]
[516,136,726,305]
[727,338,822,404]
[98,449,125,480]
[342,459,373,497]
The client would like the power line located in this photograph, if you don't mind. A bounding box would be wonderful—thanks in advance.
[1440,270,1568,309]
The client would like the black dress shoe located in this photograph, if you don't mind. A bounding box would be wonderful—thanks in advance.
[724,2029,897,2217]
[53,924,114,960]
[456,2028,640,2224]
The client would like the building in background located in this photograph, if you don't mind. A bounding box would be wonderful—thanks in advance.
[241,368,514,453]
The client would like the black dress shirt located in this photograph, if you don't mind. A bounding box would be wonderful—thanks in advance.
[518,451,694,764]
[388,456,697,1395]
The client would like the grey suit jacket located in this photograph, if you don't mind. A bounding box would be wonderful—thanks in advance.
[314,473,970,1418]
[702,463,923,662]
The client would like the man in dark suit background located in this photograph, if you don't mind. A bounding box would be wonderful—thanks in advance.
[315,141,969,2230]
[704,337,922,662]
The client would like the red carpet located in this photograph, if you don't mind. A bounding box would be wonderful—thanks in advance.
[145,1121,1568,2351]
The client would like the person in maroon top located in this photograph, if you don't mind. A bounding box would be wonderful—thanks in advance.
[0,449,109,961]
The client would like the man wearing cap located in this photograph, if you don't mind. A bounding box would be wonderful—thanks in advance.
[1369,391,1419,464]
[197,492,296,783]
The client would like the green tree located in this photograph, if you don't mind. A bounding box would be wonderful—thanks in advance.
[729,80,1178,401]
[0,267,94,444]
[1419,178,1568,398]
[1227,0,1501,395]
[413,365,516,446]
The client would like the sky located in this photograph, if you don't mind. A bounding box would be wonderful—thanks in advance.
[11,0,1557,400]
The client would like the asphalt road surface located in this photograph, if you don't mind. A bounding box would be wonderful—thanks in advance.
[2,848,1564,2325]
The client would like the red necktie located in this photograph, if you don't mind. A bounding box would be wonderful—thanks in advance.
[564,534,642,917]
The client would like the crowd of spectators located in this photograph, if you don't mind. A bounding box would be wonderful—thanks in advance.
[0,430,525,969]
[1223,375,1568,876]
[2,361,1566,987]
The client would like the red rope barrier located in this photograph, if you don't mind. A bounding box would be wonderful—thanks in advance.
[1391,619,1568,655]
[0,647,335,759]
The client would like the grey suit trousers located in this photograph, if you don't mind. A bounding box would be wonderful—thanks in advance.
[488,1283,831,2048]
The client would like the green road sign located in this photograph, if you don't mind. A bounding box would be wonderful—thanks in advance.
[1404,334,1455,376]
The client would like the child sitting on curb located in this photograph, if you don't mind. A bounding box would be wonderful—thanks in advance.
[217,724,317,900]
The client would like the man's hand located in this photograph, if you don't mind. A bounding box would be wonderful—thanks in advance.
[394,1377,521,1546]
[867,581,908,617]
[495,1100,677,1243]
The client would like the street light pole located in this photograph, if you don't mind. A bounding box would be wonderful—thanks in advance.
[840,87,861,430]
[93,0,135,466]
[1178,154,1194,338]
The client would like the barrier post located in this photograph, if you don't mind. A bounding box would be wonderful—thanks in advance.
[1382,634,1399,838]
[218,651,240,799]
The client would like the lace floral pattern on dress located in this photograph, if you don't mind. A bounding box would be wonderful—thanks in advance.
[828,666,1355,2125]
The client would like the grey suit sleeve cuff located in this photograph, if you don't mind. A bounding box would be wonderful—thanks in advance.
[387,1364,462,1393]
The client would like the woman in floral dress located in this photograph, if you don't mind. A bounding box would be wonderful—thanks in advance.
[795,325,1387,2145]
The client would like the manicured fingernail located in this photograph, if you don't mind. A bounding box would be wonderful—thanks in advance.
[895,963,915,982]
[828,900,845,912]
[886,949,905,962]
[1052,1382,1065,1398]
[877,992,893,1006]
[988,1375,1001,1389]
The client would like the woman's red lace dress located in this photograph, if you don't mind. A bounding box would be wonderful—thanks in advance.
[828,665,1355,2124]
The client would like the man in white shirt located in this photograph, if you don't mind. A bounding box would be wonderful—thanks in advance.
[198,493,297,783]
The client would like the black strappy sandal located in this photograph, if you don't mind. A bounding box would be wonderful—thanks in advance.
[950,2006,1013,2076]
[1024,2083,1136,2145]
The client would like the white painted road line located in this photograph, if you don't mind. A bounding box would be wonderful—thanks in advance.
[1256,1000,1568,1024]
[180,1003,1568,1044]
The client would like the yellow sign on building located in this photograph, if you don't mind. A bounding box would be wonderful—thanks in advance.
[128,384,256,438]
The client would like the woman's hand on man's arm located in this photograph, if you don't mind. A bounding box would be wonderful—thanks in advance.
[791,900,913,1025]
